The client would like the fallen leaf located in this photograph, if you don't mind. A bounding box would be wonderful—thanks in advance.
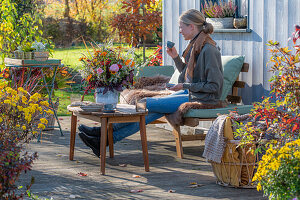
[77,172,87,176]
[168,189,176,193]
[129,189,143,193]
[76,161,81,163]
[56,154,62,157]
[119,164,127,167]
[59,118,64,120]
[188,184,204,188]
[132,175,141,178]
[190,182,197,185]
[94,123,99,125]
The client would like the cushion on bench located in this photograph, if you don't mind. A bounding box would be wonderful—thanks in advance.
[220,55,245,100]
[184,104,253,118]
[136,65,175,78]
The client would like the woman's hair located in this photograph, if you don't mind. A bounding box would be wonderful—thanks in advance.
[179,9,213,34]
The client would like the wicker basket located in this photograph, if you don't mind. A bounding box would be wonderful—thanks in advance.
[210,140,258,188]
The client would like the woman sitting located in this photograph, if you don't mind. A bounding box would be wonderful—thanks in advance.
[78,9,223,157]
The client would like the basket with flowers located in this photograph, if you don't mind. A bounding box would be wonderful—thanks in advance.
[79,44,135,95]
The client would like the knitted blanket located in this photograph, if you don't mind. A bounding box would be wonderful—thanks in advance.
[202,115,228,163]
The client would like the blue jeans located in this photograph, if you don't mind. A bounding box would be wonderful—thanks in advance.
[112,90,189,142]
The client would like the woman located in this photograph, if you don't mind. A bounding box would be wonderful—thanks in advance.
[78,9,223,157]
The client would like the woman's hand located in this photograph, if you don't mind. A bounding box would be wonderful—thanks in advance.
[169,83,183,91]
[166,47,179,58]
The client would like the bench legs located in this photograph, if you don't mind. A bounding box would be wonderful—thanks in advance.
[172,125,183,159]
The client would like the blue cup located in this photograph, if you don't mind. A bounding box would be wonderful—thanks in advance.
[104,104,114,111]
[167,41,175,48]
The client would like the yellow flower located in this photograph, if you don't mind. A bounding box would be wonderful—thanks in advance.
[0,117,3,123]
[40,118,48,124]
[40,101,49,107]
[46,109,54,115]
[22,96,28,104]
[256,182,262,191]
[22,125,26,130]
[38,123,46,129]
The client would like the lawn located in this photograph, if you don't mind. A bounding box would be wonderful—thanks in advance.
[52,45,159,70]
[53,89,94,116]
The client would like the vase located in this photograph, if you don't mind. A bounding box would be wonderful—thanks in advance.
[206,17,234,29]
[95,88,119,109]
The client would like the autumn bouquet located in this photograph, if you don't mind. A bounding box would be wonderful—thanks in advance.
[79,43,135,95]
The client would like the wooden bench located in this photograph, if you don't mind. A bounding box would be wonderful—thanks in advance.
[138,56,253,158]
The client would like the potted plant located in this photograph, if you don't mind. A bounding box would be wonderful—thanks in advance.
[31,41,50,61]
[14,42,35,59]
[201,0,237,29]
[234,25,300,198]
[79,42,135,108]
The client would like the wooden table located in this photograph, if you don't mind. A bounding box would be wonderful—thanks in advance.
[67,104,149,175]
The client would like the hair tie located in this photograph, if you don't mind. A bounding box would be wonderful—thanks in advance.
[203,21,207,26]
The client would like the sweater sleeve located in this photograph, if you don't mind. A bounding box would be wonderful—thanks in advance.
[173,55,186,72]
[182,46,223,94]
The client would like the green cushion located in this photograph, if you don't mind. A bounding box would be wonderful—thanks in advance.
[184,104,253,118]
[220,55,245,100]
[136,65,175,78]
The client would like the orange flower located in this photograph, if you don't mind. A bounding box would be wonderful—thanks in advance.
[101,52,107,56]
[110,71,117,75]
[86,74,92,81]
[130,61,135,67]
[79,57,84,61]
[125,59,131,66]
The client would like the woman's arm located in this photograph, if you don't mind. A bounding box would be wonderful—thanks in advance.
[182,46,223,93]
[166,47,186,72]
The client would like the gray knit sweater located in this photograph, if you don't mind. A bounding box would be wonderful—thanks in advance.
[173,43,223,104]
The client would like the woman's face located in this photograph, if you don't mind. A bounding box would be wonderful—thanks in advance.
[179,21,194,40]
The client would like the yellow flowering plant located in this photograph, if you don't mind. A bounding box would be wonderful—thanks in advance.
[0,79,53,199]
[253,139,300,199]
[79,42,135,95]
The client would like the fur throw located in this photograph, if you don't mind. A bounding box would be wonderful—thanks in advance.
[133,75,170,91]
[120,75,172,104]
[165,101,227,127]
[120,89,172,105]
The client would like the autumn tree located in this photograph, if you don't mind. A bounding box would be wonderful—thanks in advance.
[111,0,162,62]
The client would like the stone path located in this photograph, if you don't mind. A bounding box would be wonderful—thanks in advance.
[18,116,265,200]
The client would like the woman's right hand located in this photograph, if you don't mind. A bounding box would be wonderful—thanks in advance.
[166,47,179,59]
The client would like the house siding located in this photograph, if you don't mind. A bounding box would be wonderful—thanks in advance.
[163,0,300,104]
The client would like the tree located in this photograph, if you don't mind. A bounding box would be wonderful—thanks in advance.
[111,0,162,62]
[0,0,47,66]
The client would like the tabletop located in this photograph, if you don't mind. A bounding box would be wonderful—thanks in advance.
[68,104,148,118]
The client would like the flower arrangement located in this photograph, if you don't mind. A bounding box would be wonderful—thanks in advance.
[0,79,53,199]
[79,43,135,95]
[201,0,237,18]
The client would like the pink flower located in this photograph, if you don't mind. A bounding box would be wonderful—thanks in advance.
[109,64,119,72]
[97,68,104,74]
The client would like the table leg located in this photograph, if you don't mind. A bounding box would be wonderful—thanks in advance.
[100,117,108,175]
[139,115,149,172]
[108,123,114,158]
[69,112,77,160]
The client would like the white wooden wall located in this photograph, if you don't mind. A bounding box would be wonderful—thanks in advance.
[163,0,300,104]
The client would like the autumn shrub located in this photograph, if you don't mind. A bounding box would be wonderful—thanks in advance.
[234,25,299,199]
[0,79,52,199]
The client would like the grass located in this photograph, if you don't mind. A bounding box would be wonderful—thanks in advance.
[52,45,159,70]
[53,89,94,116]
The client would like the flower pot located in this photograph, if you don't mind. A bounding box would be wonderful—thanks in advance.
[24,52,33,59]
[206,17,234,29]
[95,88,119,109]
[233,18,247,29]
[34,52,49,61]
